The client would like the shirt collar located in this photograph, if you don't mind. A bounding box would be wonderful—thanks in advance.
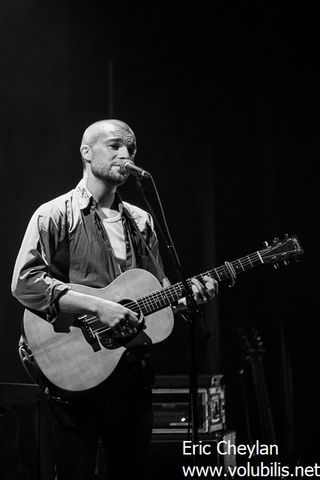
[75,179,124,213]
[75,179,95,210]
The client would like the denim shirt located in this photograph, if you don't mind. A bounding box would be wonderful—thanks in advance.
[11,179,165,323]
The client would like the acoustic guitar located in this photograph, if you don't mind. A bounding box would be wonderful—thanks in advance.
[21,235,303,395]
[237,326,277,445]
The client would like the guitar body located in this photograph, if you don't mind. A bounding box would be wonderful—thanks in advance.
[23,269,174,394]
[21,235,303,395]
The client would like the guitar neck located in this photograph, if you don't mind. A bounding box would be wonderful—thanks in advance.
[137,251,264,316]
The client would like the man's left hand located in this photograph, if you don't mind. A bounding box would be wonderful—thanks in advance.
[190,275,218,304]
[175,275,218,312]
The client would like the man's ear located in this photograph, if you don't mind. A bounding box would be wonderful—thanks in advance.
[80,144,92,162]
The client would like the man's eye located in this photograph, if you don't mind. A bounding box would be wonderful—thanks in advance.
[127,143,137,156]
[128,147,136,156]
[109,144,119,150]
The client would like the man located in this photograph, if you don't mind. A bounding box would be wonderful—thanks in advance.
[11,119,218,479]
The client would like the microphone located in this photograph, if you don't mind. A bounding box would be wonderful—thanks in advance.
[119,160,151,178]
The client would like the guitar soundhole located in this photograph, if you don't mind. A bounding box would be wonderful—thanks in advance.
[98,299,144,350]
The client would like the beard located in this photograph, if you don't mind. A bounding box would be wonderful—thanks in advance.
[104,172,127,186]
[92,165,128,186]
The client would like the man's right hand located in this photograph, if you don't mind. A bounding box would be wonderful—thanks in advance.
[58,290,139,335]
[95,298,139,328]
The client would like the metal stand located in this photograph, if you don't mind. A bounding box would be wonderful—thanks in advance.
[135,174,204,444]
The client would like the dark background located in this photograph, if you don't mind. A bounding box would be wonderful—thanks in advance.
[0,0,319,472]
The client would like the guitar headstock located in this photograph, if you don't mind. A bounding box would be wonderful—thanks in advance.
[250,327,266,356]
[236,326,265,366]
[259,234,304,268]
[236,327,254,365]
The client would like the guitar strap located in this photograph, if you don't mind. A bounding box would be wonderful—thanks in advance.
[121,203,166,284]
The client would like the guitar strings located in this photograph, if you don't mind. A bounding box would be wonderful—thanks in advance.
[87,253,262,317]
[80,245,295,337]
[132,252,262,311]
[84,252,264,336]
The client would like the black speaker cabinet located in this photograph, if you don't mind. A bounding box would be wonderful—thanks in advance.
[0,383,55,480]
[148,430,236,480]
[152,374,226,435]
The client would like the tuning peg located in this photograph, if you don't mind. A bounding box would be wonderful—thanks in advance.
[273,237,279,244]
[283,260,289,266]
[284,233,289,239]
[273,263,279,269]
[263,241,269,247]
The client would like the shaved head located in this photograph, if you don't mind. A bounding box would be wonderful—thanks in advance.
[79,119,137,186]
[80,119,136,172]
[81,119,135,148]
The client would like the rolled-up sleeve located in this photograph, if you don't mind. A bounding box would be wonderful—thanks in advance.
[11,205,71,322]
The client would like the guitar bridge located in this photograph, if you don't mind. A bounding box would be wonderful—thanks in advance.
[77,315,101,352]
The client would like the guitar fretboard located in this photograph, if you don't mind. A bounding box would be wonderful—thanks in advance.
[135,251,264,316]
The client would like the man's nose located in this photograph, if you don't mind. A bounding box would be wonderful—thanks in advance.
[117,146,130,159]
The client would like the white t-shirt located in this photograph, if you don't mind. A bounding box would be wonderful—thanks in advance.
[102,210,126,268]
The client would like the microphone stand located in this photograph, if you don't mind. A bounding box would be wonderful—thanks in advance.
[135,174,204,446]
